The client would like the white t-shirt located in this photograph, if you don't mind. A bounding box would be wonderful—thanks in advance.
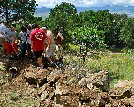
[19,30,33,44]
[27,29,33,44]
[5,28,16,42]
[0,23,7,38]
[18,31,27,43]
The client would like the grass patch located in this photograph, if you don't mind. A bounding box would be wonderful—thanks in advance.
[0,90,41,107]
[64,50,134,88]
[65,43,80,55]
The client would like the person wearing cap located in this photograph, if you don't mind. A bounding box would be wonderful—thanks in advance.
[42,26,56,67]
[4,26,18,60]
[30,23,47,68]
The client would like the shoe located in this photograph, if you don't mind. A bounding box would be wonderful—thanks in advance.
[2,55,7,58]
[5,58,9,62]
[36,67,41,70]
[49,63,57,68]
[36,65,44,70]
[38,65,44,69]
[11,72,18,78]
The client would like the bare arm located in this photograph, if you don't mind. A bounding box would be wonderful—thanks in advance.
[31,41,33,49]
[46,31,52,50]
[47,36,51,49]
[12,36,15,44]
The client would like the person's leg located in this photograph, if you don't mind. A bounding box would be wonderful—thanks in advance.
[46,44,57,68]
[50,44,56,62]
[11,43,19,59]
[4,42,12,62]
[37,56,42,66]
[1,38,6,57]
[12,43,18,54]
[34,50,43,67]
[46,44,53,64]
[4,42,11,57]
[44,43,48,56]
[20,42,26,59]
[27,43,32,58]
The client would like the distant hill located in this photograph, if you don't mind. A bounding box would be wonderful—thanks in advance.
[34,5,134,20]
[35,7,51,14]
[34,7,51,19]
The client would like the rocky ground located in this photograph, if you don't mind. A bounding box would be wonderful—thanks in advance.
[0,58,134,107]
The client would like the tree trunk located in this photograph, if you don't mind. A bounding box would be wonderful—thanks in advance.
[5,0,8,24]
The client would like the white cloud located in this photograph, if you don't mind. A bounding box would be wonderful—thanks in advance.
[36,0,134,8]
[112,0,134,5]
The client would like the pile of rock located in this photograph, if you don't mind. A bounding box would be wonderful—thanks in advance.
[24,67,134,107]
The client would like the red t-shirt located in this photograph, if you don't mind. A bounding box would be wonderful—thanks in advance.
[30,28,46,51]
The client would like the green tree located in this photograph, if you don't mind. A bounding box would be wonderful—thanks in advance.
[0,0,37,23]
[120,18,134,48]
[44,2,77,44]
[95,10,114,47]
[77,10,96,28]
[69,26,106,49]
[110,13,127,47]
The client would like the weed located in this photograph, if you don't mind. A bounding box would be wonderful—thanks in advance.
[64,49,134,88]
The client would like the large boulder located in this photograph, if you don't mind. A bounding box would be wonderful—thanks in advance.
[24,68,50,87]
[79,70,110,92]
[110,80,134,99]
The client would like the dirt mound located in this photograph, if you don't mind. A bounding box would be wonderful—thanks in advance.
[23,66,134,107]
[0,60,134,107]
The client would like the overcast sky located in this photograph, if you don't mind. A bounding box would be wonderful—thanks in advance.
[36,0,134,8]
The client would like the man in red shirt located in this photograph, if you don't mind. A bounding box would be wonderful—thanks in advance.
[30,23,47,68]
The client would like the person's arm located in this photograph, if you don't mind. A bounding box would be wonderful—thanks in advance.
[12,36,15,44]
[46,32,51,51]
[18,32,22,41]
[1,28,7,37]
[0,26,5,35]
[30,31,34,49]
[12,32,16,44]
[31,41,33,49]
[1,32,4,35]
[55,45,58,54]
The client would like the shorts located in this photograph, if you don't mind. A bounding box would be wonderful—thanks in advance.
[34,50,43,58]
[4,41,18,54]
[46,43,56,57]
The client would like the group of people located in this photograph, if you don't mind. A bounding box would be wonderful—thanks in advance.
[0,21,64,68]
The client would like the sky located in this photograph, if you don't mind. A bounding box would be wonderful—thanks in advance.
[36,0,134,8]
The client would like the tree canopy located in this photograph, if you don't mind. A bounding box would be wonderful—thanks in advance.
[44,2,77,45]
[0,0,37,23]
[1,1,133,49]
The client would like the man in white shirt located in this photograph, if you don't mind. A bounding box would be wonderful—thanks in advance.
[0,21,7,56]
[18,26,27,59]
[26,24,34,59]
[4,26,18,58]
[0,21,7,37]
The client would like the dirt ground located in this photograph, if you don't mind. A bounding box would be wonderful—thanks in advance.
[0,58,43,106]
[0,57,134,107]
